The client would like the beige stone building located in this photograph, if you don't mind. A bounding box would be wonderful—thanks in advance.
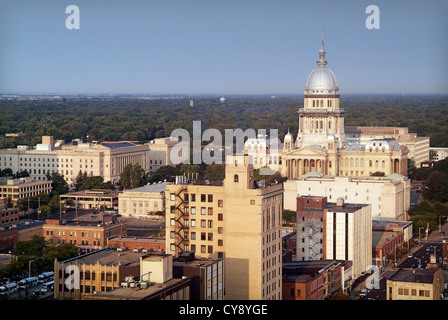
[386,267,444,300]
[165,155,283,300]
[118,182,172,217]
[0,136,150,187]
[148,137,189,171]
[54,247,147,300]
[0,177,52,205]
[284,174,410,221]
[345,126,430,167]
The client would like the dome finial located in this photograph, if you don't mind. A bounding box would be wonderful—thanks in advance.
[317,30,327,67]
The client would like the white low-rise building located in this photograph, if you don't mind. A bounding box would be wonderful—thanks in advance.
[284,173,410,221]
[118,182,172,218]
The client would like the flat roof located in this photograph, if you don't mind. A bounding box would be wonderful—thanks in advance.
[125,182,172,193]
[101,142,136,149]
[62,247,145,267]
[173,257,220,268]
[283,260,345,279]
[108,236,165,244]
[372,230,402,248]
[87,277,191,300]
[61,189,121,198]
[389,268,438,284]
[372,220,413,229]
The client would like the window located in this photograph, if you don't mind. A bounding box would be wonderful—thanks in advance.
[208,233,213,241]
[201,207,206,215]
[208,194,213,202]
[208,220,213,228]
[218,213,223,221]
[170,193,175,201]
[201,194,206,202]
[208,207,213,215]
[201,220,206,228]
[234,174,239,182]
[218,200,223,207]
[191,232,196,240]
[191,219,196,227]
[191,207,196,215]
[191,194,196,202]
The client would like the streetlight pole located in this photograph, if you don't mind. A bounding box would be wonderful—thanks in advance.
[28,260,34,277]
[418,227,424,245]
[438,216,447,234]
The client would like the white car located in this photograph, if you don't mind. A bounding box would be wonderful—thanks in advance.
[360,289,368,298]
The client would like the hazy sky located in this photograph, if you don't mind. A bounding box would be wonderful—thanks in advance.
[0,0,447,95]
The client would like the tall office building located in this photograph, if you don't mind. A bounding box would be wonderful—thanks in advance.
[165,155,283,300]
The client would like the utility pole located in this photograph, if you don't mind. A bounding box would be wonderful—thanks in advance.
[38,196,40,221]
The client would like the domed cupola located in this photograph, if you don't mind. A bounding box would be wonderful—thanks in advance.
[304,31,339,97]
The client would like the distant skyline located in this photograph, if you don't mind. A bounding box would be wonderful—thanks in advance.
[1,0,447,95]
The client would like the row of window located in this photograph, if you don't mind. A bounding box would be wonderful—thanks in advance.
[170,193,222,205]
[170,218,224,228]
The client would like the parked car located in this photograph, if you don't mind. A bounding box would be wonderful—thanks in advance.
[360,289,368,298]
[408,253,413,258]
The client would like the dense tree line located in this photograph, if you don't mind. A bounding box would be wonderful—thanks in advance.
[408,157,448,235]
[1,94,447,148]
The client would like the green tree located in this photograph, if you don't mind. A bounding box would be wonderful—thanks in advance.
[422,171,448,203]
[282,209,296,224]
[43,243,79,262]
[205,164,225,181]
[74,170,88,191]
[119,164,147,190]
[80,176,105,190]
[45,172,69,195]
[13,235,47,257]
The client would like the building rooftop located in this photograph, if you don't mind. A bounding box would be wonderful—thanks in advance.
[389,268,439,284]
[61,247,145,267]
[372,220,413,230]
[108,236,165,245]
[61,189,121,198]
[86,277,192,300]
[124,182,172,193]
[372,230,402,248]
[283,260,346,280]
[101,142,137,149]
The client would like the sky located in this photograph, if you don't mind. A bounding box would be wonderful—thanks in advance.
[0,0,447,95]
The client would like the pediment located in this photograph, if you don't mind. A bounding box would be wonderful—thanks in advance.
[284,145,326,157]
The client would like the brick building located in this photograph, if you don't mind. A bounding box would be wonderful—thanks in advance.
[43,214,126,253]
[282,260,349,300]
[107,235,165,252]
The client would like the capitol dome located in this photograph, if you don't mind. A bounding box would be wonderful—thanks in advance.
[304,36,339,95]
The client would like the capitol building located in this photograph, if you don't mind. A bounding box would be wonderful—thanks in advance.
[246,37,409,179]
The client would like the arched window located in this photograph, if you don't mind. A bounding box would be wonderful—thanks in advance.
[369,160,373,167]
[234,174,239,182]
